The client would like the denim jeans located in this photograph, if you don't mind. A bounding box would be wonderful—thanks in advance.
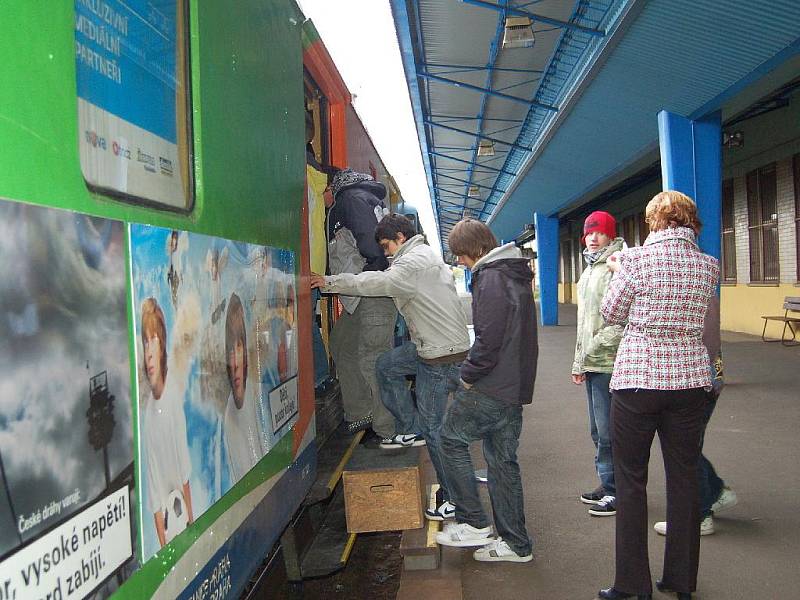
[311,288,329,387]
[376,341,458,501]
[585,371,615,495]
[699,392,724,517]
[440,387,532,556]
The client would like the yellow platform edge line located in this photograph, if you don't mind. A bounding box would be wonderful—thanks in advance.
[340,532,358,564]
[326,429,365,493]
[426,484,440,548]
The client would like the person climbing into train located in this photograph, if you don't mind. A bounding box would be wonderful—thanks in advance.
[323,167,398,443]
[311,213,470,521]
[435,218,537,563]
[571,211,625,517]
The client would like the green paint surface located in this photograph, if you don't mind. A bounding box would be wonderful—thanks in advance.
[0,1,306,597]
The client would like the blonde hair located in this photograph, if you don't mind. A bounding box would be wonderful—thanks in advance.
[645,190,702,235]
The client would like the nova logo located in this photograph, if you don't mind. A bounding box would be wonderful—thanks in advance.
[85,130,107,150]
[112,141,131,159]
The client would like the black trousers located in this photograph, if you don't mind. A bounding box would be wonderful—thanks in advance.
[611,388,706,595]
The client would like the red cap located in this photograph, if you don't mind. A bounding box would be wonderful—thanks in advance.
[582,211,616,245]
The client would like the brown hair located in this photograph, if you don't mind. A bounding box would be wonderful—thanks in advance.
[225,293,248,391]
[448,218,498,260]
[645,190,702,235]
[141,297,167,382]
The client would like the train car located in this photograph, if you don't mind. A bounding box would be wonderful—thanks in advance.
[0,3,402,599]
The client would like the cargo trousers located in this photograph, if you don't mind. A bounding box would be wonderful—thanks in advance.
[329,296,397,438]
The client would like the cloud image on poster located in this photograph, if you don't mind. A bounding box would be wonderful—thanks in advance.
[129,225,298,561]
[0,200,135,596]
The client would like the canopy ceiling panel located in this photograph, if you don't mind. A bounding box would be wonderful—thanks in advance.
[391,0,623,250]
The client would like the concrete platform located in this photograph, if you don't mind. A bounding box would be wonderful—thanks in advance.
[401,304,800,600]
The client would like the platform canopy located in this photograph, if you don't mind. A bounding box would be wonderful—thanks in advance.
[390,0,800,248]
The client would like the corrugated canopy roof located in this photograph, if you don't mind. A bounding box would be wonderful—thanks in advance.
[391,0,800,247]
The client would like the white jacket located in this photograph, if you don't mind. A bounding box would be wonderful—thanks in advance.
[322,235,470,359]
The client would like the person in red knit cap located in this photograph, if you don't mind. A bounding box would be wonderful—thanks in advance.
[572,211,626,517]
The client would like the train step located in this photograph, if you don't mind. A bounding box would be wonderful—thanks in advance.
[298,484,355,578]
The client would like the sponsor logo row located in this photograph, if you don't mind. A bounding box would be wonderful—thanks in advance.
[84,130,174,176]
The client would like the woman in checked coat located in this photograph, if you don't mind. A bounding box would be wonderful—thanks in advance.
[597,191,719,600]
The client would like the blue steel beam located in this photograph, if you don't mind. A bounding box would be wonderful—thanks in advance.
[419,71,558,112]
[422,61,544,74]
[429,151,517,176]
[425,120,532,152]
[430,114,524,123]
[435,172,498,191]
[460,0,606,36]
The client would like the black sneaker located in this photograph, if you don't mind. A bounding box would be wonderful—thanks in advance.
[346,414,373,435]
[580,486,606,505]
[588,495,616,517]
[359,429,382,449]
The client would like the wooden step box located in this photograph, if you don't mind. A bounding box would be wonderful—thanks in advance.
[342,465,424,533]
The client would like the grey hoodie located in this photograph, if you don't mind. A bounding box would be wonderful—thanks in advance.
[322,234,470,359]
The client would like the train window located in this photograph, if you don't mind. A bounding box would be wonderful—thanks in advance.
[75,0,194,211]
[304,70,330,166]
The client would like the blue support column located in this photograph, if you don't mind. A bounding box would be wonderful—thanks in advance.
[534,212,559,326]
[657,110,722,260]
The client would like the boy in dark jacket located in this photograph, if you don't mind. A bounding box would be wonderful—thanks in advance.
[325,168,398,441]
[436,218,538,563]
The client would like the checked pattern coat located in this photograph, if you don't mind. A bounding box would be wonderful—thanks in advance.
[601,226,719,391]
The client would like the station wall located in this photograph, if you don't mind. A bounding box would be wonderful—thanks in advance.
[556,92,799,337]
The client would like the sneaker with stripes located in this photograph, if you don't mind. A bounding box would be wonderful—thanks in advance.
[379,433,426,449]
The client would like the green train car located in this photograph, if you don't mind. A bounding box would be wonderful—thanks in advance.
[0,2,398,598]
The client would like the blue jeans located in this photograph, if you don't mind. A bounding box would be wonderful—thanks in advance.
[699,392,724,517]
[586,371,615,495]
[311,288,329,387]
[440,387,532,556]
[376,341,458,501]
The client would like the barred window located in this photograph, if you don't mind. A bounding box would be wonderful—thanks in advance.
[794,154,800,281]
[721,179,737,282]
[637,211,649,245]
[621,215,636,247]
[573,236,582,282]
[560,240,573,284]
[746,164,779,283]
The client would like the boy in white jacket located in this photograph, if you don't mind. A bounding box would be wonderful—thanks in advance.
[312,214,470,520]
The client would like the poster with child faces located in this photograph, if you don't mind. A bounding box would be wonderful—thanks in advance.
[129,225,299,561]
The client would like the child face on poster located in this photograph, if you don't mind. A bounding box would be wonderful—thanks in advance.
[141,297,168,398]
[225,293,248,409]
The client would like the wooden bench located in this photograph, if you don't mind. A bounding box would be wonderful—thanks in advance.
[761,296,800,346]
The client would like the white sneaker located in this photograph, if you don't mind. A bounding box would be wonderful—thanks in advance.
[435,522,494,547]
[654,515,714,536]
[473,538,533,563]
[711,487,737,513]
[379,434,426,449]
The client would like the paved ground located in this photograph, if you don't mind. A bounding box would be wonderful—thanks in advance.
[446,304,800,600]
